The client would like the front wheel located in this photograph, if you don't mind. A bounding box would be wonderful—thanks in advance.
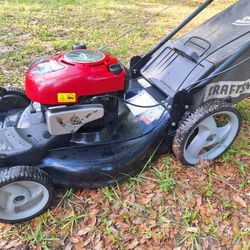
[0,166,53,224]
[172,101,242,166]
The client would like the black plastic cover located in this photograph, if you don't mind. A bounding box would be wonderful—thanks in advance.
[141,46,214,97]
[141,0,250,97]
[177,0,250,65]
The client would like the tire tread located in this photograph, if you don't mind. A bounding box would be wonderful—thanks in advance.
[0,166,53,224]
[172,100,242,166]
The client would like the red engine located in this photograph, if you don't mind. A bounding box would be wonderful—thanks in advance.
[25,50,126,105]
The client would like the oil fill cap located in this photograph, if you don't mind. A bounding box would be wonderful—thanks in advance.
[109,64,123,75]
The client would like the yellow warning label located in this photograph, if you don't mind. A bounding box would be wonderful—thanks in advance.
[57,93,76,103]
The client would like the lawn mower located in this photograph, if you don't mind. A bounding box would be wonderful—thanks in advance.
[0,0,249,223]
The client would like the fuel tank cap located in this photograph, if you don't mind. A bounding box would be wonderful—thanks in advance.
[64,50,105,63]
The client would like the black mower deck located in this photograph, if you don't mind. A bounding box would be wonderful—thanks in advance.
[0,80,172,187]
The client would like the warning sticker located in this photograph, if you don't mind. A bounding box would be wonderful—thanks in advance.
[127,90,164,125]
[57,93,76,103]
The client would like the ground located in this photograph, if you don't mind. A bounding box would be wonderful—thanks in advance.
[0,0,249,249]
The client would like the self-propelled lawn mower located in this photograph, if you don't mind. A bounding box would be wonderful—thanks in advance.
[0,0,249,223]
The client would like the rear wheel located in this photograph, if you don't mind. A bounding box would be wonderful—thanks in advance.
[0,86,30,112]
[0,166,53,223]
[173,101,242,166]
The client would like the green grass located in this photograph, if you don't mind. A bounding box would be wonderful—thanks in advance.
[0,0,237,86]
[0,0,249,249]
[24,222,59,250]
[153,164,176,193]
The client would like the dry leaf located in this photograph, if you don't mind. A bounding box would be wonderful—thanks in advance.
[36,245,42,250]
[110,226,119,235]
[186,227,200,233]
[78,227,92,236]
[94,241,103,250]
[70,237,80,244]
[231,217,240,234]
[241,215,250,223]
[82,237,91,247]
[148,219,157,228]
[202,240,209,249]
[0,241,7,249]
[196,196,203,209]
[5,239,22,250]
[88,213,97,228]
[127,239,139,249]
[232,244,241,250]
[140,194,154,204]
[233,195,247,208]
[133,218,143,225]
[65,243,73,250]
[75,242,86,250]
[197,159,212,168]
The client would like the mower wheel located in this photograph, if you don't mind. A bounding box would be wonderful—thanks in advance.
[172,100,242,166]
[5,86,26,98]
[0,86,30,112]
[0,166,53,224]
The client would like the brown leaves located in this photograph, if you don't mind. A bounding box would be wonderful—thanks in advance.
[186,227,200,233]
[87,210,98,228]
[2,239,23,250]
[1,139,250,250]
[127,239,139,249]
[197,159,213,169]
[2,159,249,250]
[196,195,203,209]
[78,227,92,236]
[233,195,247,208]
[231,216,240,234]
[139,193,155,205]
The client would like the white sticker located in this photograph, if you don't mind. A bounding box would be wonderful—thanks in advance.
[204,80,250,101]
[127,90,164,124]
[138,78,151,88]
[138,108,163,125]
[233,16,250,26]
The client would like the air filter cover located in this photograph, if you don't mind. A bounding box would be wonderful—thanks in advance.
[64,50,105,63]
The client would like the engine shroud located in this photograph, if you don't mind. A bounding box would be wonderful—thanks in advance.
[25,50,126,105]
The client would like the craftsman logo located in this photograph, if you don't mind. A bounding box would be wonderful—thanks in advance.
[233,16,250,26]
[204,80,250,100]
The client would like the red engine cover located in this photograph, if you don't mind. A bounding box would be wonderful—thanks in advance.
[25,50,125,105]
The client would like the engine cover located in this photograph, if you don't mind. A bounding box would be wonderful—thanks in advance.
[46,104,104,135]
[25,50,126,105]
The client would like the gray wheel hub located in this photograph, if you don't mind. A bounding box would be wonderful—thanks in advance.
[0,181,49,221]
[184,111,240,165]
